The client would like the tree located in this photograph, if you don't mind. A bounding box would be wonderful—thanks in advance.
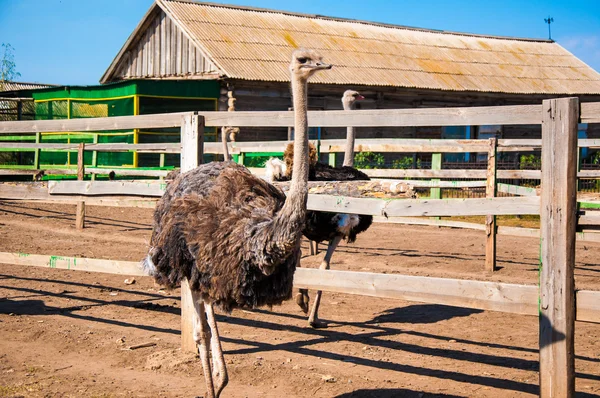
[1,43,21,90]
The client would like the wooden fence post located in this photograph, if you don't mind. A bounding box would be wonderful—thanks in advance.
[485,138,497,272]
[180,112,204,353]
[33,132,41,173]
[75,143,85,230]
[539,97,578,398]
[91,134,98,181]
[430,153,442,221]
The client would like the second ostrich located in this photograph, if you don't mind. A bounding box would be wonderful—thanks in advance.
[266,90,373,328]
[142,49,331,398]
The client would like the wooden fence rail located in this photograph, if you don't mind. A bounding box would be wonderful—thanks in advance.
[2,251,599,324]
[2,138,600,155]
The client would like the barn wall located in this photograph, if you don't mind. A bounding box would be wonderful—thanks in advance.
[111,9,219,81]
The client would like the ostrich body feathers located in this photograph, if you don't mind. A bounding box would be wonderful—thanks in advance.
[144,161,301,312]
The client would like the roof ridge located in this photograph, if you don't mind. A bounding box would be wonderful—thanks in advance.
[161,0,554,43]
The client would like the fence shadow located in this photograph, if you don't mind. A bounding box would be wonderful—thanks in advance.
[334,389,464,398]
[366,304,483,325]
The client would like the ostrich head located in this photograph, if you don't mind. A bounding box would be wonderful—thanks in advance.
[342,90,364,110]
[289,49,332,81]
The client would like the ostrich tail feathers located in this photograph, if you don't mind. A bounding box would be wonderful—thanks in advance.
[141,253,157,276]
[264,158,287,182]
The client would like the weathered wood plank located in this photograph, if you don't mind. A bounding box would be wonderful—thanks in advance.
[322,139,489,153]
[0,168,170,178]
[4,249,600,324]
[576,290,600,323]
[206,105,543,128]
[48,180,166,197]
[485,138,497,272]
[307,195,540,216]
[0,252,146,275]
[0,105,543,134]
[358,169,543,179]
[497,183,539,197]
[0,142,181,153]
[75,143,85,230]
[372,216,487,230]
[0,183,158,207]
[581,102,600,124]
[577,211,600,226]
[0,112,189,133]
[2,139,599,154]
[539,97,578,398]
[374,179,487,188]
[294,268,539,316]
[179,112,204,354]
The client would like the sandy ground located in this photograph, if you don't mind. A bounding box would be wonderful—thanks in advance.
[0,200,599,398]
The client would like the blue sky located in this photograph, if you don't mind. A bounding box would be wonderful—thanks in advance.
[1,0,599,85]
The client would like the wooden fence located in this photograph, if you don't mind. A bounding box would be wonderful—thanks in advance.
[1,99,600,397]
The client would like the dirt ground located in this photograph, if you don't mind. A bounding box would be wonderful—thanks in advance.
[1,200,599,398]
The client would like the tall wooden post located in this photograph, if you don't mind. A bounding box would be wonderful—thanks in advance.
[33,132,41,173]
[485,138,497,272]
[91,134,98,181]
[75,143,86,230]
[539,97,578,398]
[430,153,442,221]
[430,153,442,199]
[180,112,204,353]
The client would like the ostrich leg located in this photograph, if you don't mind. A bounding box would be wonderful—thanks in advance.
[295,288,310,314]
[205,302,229,398]
[308,235,343,328]
[309,240,319,255]
[192,291,216,398]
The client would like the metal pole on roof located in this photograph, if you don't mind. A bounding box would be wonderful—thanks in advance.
[544,16,554,40]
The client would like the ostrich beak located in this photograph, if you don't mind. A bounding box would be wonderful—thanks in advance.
[357,95,365,100]
[314,62,332,70]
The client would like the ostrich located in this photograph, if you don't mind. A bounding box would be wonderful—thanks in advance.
[266,90,373,328]
[341,90,364,167]
[142,49,331,398]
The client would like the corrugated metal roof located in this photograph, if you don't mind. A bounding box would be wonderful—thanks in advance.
[0,81,56,92]
[116,0,600,94]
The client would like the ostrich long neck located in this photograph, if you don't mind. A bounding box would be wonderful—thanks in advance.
[277,75,309,224]
[221,127,230,162]
[343,101,355,167]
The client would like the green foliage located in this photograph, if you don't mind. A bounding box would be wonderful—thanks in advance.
[391,156,421,169]
[591,151,600,165]
[0,43,21,86]
[353,151,385,169]
[519,154,541,169]
[244,155,273,168]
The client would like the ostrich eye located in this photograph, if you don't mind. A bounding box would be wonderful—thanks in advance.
[297,57,308,64]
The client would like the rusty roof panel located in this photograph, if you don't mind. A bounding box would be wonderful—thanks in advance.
[139,0,600,94]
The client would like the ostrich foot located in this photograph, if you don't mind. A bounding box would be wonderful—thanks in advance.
[295,289,310,314]
[309,319,329,329]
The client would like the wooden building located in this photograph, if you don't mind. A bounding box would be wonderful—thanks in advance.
[101,0,600,164]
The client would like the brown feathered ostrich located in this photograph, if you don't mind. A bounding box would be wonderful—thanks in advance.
[265,90,372,328]
[142,49,331,398]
